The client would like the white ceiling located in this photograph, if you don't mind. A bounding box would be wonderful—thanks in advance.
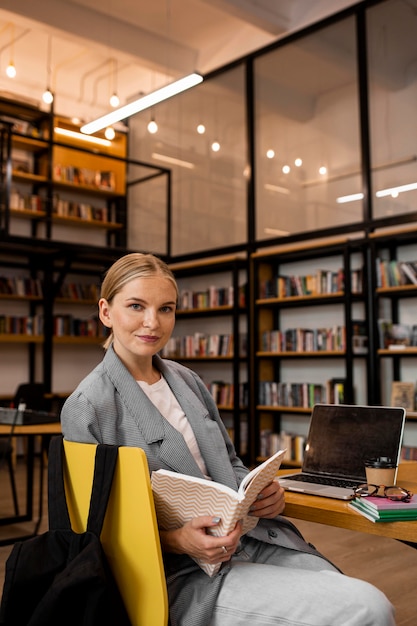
[0,0,359,123]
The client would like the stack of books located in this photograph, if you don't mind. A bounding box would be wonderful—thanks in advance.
[349,494,417,523]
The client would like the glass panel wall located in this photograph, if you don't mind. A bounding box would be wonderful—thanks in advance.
[367,0,417,222]
[254,16,362,240]
[128,65,247,256]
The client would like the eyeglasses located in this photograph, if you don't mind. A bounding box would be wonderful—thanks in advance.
[354,484,413,502]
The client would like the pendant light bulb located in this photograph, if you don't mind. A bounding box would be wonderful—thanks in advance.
[105,126,116,140]
[197,123,205,134]
[42,88,54,104]
[6,62,16,78]
[110,93,120,108]
[147,119,158,134]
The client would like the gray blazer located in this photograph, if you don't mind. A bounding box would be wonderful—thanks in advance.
[61,346,329,626]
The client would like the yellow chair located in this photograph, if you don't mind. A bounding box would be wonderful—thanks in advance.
[62,439,169,626]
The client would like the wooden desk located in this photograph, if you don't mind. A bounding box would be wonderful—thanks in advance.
[279,463,417,545]
[0,421,61,545]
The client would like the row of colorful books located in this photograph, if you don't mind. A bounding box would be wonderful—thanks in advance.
[53,196,109,222]
[258,268,363,299]
[53,315,108,338]
[0,276,43,298]
[57,283,100,301]
[258,378,347,409]
[10,190,43,212]
[162,333,238,358]
[206,381,248,407]
[259,429,306,463]
[0,315,43,335]
[376,258,417,288]
[260,326,346,352]
[53,165,115,190]
[178,284,246,310]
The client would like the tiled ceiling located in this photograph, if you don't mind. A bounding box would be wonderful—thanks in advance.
[0,0,358,123]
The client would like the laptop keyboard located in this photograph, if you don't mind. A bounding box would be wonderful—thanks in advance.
[288,474,359,489]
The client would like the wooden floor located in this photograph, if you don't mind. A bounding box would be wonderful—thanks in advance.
[1,458,417,624]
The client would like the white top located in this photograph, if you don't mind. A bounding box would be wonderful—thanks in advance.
[138,376,209,477]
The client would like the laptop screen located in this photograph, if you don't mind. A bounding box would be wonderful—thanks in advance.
[302,404,405,483]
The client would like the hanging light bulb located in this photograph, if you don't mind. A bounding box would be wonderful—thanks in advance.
[6,24,16,78]
[294,157,303,167]
[266,149,275,159]
[211,141,220,152]
[42,88,54,104]
[282,164,291,174]
[42,36,54,105]
[147,118,158,134]
[6,62,16,78]
[109,59,120,107]
[110,93,120,107]
[197,123,205,134]
[105,126,116,140]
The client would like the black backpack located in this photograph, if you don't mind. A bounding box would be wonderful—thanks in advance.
[0,436,132,626]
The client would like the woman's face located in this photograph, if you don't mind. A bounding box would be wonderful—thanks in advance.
[99,275,177,364]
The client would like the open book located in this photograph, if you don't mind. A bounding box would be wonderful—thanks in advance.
[151,448,286,576]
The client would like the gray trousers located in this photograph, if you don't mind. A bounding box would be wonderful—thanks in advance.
[210,537,396,626]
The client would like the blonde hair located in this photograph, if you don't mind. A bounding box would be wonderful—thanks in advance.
[100,252,178,349]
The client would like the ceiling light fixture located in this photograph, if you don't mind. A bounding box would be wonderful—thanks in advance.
[54,127,111,147]
[336,193,364,204]
[376,182,417,198]
[152,152,195,169]
[6,62,16,78]
[211,141,220,152]
[104,126,115,140]
[6,23,16,78]
[109,59,120,107]
[197,123,206,134]
[147,118,158,134]
[81,73,203,135]
[42,35,54,105]
[266,149,275,159]
[264,183,290,195]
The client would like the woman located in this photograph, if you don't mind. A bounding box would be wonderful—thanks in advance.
[61,252,395,626]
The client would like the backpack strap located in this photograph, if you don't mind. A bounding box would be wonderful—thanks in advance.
[86,444,119,536]
[48,435,72,530]
[48,436,119,536]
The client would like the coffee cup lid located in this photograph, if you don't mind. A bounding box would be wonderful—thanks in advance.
[364,456,397,468]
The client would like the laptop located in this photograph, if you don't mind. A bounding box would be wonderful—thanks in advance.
[279,404,406,500]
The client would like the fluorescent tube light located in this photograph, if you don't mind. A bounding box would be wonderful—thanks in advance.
[264,183,290,195]
[152,153,195,169]
[54,127,111,147]
[264,227,290,236]
[376,182,417,198]
[336,193,364,204]
[81,73,203,135]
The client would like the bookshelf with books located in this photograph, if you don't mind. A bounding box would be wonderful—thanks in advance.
[0,251,46,401]
[1,96,127,248]
[167,255,249,458]
[251,237,367,463]
[370,227,417,430]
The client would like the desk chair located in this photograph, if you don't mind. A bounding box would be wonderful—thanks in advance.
[13,382,48,411]
[63,439,169,626]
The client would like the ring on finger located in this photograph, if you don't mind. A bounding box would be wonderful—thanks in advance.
[221,546,228,555]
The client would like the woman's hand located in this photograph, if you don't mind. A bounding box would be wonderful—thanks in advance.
[248,479,285,519]
[160,516,242,563]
